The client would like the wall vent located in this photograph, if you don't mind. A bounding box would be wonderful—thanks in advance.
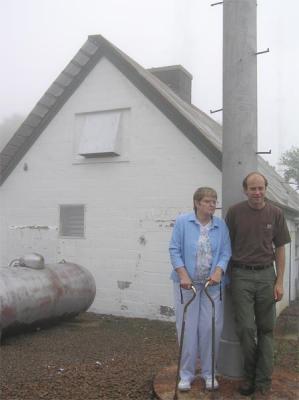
[59,204,85,238]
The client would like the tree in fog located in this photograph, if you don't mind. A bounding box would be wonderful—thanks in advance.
[0,114,25,151]
[280,146,299,189]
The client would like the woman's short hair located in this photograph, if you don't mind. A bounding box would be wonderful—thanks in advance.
[193,187,217,212]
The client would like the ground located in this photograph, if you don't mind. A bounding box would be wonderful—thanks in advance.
[0,301,298,400]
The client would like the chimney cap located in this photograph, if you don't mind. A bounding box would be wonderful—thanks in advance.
[148,65,193,80]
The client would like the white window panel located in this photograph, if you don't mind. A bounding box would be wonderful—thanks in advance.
[78,111,121,157]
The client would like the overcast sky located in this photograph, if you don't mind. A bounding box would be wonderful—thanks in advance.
[1,0,298,169]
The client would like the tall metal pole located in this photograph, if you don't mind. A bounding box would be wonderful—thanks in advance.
[218,0,258,377]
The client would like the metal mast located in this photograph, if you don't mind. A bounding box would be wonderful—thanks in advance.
[218,0,258,377]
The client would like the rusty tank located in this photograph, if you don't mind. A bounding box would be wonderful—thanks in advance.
[0,254,96,340]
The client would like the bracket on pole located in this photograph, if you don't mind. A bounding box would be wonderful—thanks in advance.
[256,150,271,154]
[210,108,223,114]
[255,48,270,55]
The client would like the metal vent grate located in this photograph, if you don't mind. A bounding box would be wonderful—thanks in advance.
[59,204,85,237]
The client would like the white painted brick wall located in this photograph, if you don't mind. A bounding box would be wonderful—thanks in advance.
[0,57,222,319]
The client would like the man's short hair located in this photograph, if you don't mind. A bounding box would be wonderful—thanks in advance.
[242,172,268,189]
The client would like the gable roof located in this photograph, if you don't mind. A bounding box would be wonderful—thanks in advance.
[258,157,299,215]
[0,35,222,185]
[1,35,298,215]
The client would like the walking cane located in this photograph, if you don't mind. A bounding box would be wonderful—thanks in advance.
[204,280,216,392]
[173,284,197,400]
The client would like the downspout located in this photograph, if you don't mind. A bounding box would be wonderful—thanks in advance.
[289,242,292,303]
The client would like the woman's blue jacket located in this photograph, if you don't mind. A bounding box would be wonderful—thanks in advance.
[169,212,231,285]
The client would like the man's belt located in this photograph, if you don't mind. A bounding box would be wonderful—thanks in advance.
[232,263,273,271]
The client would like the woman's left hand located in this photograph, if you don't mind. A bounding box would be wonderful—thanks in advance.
[209,267,222,285]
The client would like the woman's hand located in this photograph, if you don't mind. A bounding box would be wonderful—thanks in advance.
[176,267,193,289]
[209,266,223,285]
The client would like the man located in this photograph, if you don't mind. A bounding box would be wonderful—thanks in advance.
[226,172,291,397]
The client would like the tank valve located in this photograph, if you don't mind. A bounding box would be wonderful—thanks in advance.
[9,253,45,269]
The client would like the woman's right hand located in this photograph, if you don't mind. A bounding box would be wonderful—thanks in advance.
[176,267,193,289]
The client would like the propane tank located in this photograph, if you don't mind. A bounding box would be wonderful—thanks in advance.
[0,254,96,341]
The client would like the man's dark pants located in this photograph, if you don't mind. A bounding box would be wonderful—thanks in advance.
[231,266,276,390]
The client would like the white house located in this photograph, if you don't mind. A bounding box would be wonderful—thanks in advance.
[0,35,298,319]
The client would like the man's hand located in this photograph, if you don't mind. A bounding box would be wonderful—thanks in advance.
[274,281,284,302]
[274,246,285,302]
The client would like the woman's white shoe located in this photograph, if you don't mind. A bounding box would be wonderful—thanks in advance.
[205,377,219,390]
[178,379,191,391]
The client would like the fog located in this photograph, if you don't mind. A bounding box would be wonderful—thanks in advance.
[1,0,298,168]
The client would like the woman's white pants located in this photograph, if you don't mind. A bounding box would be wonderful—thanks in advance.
[173,282,224,382]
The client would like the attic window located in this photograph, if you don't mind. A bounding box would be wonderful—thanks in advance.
[77,111,121,157]
[59,204,85,238]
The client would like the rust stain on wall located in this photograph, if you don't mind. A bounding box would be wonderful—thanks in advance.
[9,225,57,230]
[155,219,175,228]
[159,305,175,317]
[138,235,147,245]
[117,281,132,290]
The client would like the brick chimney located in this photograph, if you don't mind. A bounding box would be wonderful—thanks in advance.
[148,65,192,103]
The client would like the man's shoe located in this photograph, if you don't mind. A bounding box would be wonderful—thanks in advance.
[205,377,219,391]
[178,379,191,391]
[238,382,255,396]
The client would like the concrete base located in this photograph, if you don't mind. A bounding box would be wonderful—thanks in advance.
[154,364,198,400]
[153,364,299,400]
[153,364,242,400]
[217,339,244,378]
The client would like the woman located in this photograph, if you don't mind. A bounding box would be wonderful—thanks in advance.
[169,187,231,391]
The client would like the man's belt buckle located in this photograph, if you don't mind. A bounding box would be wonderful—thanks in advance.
[247,265,261,271]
